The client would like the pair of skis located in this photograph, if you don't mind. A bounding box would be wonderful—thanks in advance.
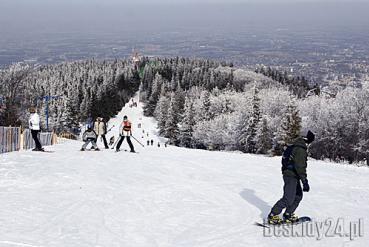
[111,135,145,149]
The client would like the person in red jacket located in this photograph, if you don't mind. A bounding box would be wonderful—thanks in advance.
[116,115,135,152]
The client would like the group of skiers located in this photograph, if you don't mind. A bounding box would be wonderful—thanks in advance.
[81,115,136,153]
[129,99,138,108]
[28,106,316,225]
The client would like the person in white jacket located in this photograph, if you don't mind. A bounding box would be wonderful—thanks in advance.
[94,117,108,149]
[29,107,43,151]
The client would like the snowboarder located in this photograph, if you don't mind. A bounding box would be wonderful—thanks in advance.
[147,140,150,146]
[268,130,315,224]
[116,115,135,152]
[29,107,44,151]
[94,117,109,149]
[81,126,100,151]
[158,142,160,147]
[151,139,154,146]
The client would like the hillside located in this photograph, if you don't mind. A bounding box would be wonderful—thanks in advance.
[0,94,368,247]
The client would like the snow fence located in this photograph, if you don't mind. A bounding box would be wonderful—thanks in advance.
[0,127,21,153]
[22,129,55,150]
[0,127,57,154]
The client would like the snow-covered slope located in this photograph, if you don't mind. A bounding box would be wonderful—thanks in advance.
[105,93,166,149]
[0,94,368,247]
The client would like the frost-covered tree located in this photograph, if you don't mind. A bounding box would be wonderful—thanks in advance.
[245,87,261,153]
[144,72,164,116]
[196,90,211,122]
[154,86,170,135]
[164,93,180,143]
[255,116,273,154]
[179,96,195,148]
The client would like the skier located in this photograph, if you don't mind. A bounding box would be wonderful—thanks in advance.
[147,140,150,146]
[81,126,100,151]
[116,115,135,152]
[29,107,44,151]
[86,114,93,129]
[151,139,154,146]
[268,130,315,224]
[94,117,109,149]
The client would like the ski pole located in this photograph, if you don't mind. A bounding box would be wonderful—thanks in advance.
[111,135,121,149]
[131,135,145,147]
[106,125,115,133]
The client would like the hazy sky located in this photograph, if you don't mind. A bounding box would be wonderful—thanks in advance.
[1,0,369,36]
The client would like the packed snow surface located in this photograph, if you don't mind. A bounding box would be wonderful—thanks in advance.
[1,94,368,247]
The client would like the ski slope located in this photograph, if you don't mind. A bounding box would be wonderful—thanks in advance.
[1,94,368,247]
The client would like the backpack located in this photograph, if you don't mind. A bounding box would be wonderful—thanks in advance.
[281,145,295,171]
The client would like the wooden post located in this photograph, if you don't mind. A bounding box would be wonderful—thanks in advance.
[20,128,24,151]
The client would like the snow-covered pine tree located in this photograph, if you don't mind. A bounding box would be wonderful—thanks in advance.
[174,81,185,112]
[179,95,195,148]
[164,92,180,144]
[244,87,261,153]
[255,116,273,154]
[273,97,302,155]
[283,98,302,145]
[196,90,211,122]
[144,72,163,116]
[237,110,249,153]
[154,84,170,135]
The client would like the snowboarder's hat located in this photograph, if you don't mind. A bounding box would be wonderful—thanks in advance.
[304,130,315,144]
[123,115,128,120]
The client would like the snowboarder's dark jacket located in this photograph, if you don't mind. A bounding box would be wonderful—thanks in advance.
[283,137,308,182]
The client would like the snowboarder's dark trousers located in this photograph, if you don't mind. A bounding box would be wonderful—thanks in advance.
[116,135,134,151]
[31,130,42,149]
[271,176,303,215]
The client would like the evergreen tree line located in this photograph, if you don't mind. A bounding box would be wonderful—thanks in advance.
[255,66,310,97]
[0,59,140,132]
[140,58,369,164]
[1,56,368,164]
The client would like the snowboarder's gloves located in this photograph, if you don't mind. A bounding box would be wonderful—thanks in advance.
[302,179,310,192]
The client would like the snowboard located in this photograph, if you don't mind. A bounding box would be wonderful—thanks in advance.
[80,149,100,152]
[255,216,311,228]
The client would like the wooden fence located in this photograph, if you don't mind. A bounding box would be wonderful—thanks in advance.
[0,127,57,154]
[0,127,21,153]
[22,129,55,150]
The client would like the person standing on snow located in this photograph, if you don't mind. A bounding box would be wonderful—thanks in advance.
[268,130,315,224]
[86,114,93,129]
[116,115,135,152]
[29,107,44,151]
[94,117,109,149]
[81,126,100,151]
